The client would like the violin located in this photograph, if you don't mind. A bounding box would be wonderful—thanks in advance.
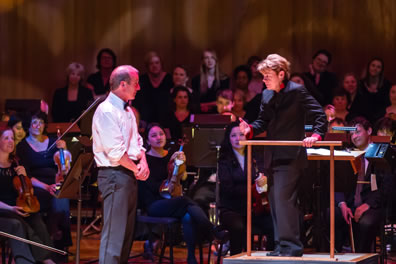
[53,128,72,184]
[252,161,270,215]
[159,139,187,199]
[12,158,40,213]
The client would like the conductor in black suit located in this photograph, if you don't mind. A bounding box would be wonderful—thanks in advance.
[239,54,327,257]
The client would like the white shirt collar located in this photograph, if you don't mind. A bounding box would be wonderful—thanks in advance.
[108,91,125,110]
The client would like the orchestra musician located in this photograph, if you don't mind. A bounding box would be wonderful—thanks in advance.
[0,127,55,264]
[218,122,274,255]
[334,117,392,252]
[138,123,229,264]
[239,54,327,257]
[16,111,72,251]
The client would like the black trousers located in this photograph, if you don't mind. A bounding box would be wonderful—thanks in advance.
[147,196,213,263]
[220,208,274,255]
[333,206,381,253]
[0,210,53,263]
[268,163,303,255]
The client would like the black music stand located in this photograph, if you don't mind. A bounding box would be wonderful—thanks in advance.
[183,114,231,226]
[56,152,94,264]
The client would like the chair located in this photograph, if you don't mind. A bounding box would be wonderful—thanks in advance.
[130,214,208,264]
[0,238,12,264]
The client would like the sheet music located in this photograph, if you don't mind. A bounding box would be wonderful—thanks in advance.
[307,148,365,158]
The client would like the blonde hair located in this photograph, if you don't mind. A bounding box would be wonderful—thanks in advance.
[66,62,85,82]
[257,54,291,79]
[199,49,227,94]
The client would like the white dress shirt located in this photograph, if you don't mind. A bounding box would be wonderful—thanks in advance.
[92,92,145,167]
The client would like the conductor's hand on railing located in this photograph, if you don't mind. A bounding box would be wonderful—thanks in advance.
[239,118,251,136]
[302,136,318,147]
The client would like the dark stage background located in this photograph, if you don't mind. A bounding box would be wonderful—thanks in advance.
[1,0,395,114]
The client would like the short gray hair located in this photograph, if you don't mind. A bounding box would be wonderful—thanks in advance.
[110,65,139,91]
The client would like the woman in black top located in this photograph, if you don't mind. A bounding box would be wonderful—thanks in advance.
[0,127,55,264]
[138,123,228,264]
[86,48,117,97]
[218,122,274,255]
[16,112,72,250]
[52,62,93,122]
[134,52,173,125]
[162,86,193,141]
[359,57,392,123]
[192,49,229,113]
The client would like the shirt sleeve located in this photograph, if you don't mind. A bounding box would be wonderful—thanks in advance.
[93,110,127,164]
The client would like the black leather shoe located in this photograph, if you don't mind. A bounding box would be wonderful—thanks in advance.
[212,226,230,243]
[279,250,303,257]
[266,250,280,256]
[266,245,281,256]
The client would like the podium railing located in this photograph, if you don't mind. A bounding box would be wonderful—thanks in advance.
[239,140,342,259]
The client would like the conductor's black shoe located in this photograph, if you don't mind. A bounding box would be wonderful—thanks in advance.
[266,245,281,256]
[266,251,280,256]
[212,226,230,243]
[279,249,303,257]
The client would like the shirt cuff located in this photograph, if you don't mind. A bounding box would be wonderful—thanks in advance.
[247,125,254,139]
[338,201,346,208]
[311,133,322,141]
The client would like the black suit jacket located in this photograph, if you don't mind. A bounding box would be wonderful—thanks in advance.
[218,150,262,215]
[335,160,390,210]
[250,81,327,169]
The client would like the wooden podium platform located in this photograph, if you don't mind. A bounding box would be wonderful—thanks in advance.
[223,251,378,264]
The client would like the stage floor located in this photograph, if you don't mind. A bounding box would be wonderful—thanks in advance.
[223,251,378,264]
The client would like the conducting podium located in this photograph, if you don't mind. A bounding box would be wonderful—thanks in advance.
[224,140,378,264]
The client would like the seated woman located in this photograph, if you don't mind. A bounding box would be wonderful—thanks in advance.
[0,127,55,264]
[7,114,26,146]
[16,111,72,250]
[385,84,396,120]
[331,89,351,122]
[138,123,229,264]
[192,49,230,113]
[218,122,274,255]
[86,48,117,97]
[162,86,193,141]
[52,62,93,122]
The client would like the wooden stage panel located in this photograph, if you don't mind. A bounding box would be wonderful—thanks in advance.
[223,252,378,264]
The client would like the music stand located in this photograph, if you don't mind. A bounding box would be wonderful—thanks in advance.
[183,114,231,226]
[183,114,231,168]
[56,152,94,264]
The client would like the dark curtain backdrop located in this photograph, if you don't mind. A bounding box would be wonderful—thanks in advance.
[1,0,395,115]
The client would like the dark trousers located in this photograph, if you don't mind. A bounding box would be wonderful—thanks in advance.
[34,188,72,248]
[268,163,303,255]
[147,196,213,262]
[333,206,381,253]
[0,211,53,263]
[98,167,138,264]
[220,209,274,255]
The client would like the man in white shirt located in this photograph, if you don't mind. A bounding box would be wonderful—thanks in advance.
[92,65,149,264]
